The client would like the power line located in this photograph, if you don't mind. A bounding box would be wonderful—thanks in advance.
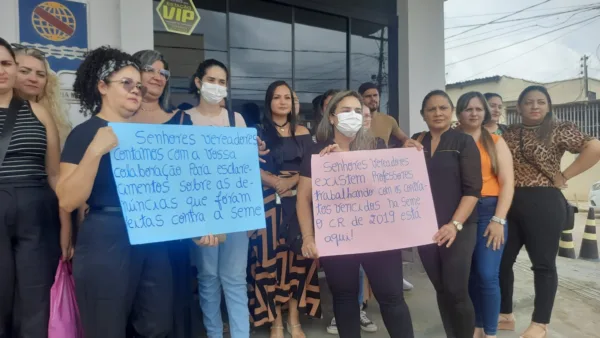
[457,15,600,81]
[445,3,599,19]
[446,13,600,67]
[445,3,600,31]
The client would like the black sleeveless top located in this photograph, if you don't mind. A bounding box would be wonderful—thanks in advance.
[0,100,47,181]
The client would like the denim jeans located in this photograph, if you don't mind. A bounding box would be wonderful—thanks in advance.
[469,197,507,336]
[358,266,365,305]
[195,231,249,338]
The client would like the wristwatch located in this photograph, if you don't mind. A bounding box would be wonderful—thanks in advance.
[452,220,463,231]
[491,216,507,225]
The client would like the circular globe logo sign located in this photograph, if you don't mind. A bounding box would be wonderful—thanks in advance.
[31,1,76,42]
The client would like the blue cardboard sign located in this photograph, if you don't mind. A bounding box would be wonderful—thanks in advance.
[108,123,266,245]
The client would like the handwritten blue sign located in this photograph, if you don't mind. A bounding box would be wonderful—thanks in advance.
[108,123,265,245]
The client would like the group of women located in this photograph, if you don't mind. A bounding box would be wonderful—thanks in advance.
[1,36,600,338]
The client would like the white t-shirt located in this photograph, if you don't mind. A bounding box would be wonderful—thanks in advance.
[185,107,246,127]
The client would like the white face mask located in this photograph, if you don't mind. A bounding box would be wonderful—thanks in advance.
[200,82,228,105]
[335,112,363,138]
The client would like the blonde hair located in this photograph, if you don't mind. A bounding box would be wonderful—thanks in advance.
[316,90,376,151]
[15,49,72,145]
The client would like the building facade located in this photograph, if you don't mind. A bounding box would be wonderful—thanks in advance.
[0,0,447,135]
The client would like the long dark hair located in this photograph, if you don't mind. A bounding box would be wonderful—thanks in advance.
[517,85,554,145]
[456,91,498,174]
[0,37,18,99]
[261,80,298,167]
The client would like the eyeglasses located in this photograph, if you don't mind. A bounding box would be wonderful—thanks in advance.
[142,65,170,81]
[10,43,47,57]
[105,77,148,97]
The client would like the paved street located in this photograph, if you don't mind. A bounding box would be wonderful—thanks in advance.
[248,207,600,338]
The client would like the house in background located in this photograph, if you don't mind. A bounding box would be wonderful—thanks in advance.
[446,75,600,202]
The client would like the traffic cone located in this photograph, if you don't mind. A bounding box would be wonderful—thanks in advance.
[558,229,576,259]
[578,207,599,262]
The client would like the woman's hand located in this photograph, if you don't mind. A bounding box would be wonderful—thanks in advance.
[60,228,74,261]
[553,172,568,189]
[319,144,340,156]
[433,223,457,248]
[276,176,296,195]
[484,221,505,251]
[256,136,269,163]
[195,235,220,247]
[89,126,118,156]
[403,139,423,151]
[301,235,319,259]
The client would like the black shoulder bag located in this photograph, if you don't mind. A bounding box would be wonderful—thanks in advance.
[0,98,21,166]
[519,127,577,230]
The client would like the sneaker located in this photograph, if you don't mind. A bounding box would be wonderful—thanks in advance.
[360,311,378,332]
[326,317,338,335]
[403,278,414,291]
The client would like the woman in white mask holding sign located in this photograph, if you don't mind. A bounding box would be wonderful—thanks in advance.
[296,91,415,338]
[186,59,252,338]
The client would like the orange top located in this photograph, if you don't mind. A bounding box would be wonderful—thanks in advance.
[477,134,501,197]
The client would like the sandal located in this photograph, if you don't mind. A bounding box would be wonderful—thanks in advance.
[270,325,285,338]
[520,322,547,338]
[498,313,516,331]
[287,323,306,338]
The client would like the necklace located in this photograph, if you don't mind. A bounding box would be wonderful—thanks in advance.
[274,121,289,132]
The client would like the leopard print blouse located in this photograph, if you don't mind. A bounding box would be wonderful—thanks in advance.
[503,121,594,187]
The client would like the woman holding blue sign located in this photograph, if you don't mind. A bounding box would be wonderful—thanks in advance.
[248,80,320,338]
[56,46,173,338]
[296,91,415,338]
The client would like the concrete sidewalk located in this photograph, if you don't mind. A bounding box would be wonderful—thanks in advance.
[250,251,600,338]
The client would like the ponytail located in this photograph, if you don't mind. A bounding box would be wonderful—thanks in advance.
[480,126,498,175]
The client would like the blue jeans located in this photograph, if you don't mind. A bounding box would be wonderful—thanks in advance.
[358,266,365,305]
[195,231,249,338]
[469,197,507,336]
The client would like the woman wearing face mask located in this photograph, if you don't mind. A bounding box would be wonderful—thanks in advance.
[12,45,76,263]
[0,37,62,338]
[298,91,414,338]
[405,90,482,338]
[499,86,600,338]
[186,58,258,338]
[455,92,514,338]
[248,80,319,338]
[56,46,173,337]
[483,93,507,136]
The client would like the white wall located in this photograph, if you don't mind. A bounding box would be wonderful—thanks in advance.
[397,0,446,135]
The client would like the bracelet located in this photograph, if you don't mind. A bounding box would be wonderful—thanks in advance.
[302,235,314,240]
[560,172,569,181]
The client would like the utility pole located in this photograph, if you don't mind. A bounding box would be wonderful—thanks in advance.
[376,27,386,95]
[581,55,590,100]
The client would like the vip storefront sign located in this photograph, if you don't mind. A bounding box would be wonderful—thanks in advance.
[156,0,201,35]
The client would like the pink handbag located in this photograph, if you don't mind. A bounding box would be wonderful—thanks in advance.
[48,260,83,338]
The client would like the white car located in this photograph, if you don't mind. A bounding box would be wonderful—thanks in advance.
[588,181,600,214]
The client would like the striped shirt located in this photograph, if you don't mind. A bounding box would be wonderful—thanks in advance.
[0,101,47,181]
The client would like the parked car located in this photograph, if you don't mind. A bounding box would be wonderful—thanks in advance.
[588,181,600,215]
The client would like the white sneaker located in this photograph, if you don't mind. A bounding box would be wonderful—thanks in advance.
[360,311,378,332]
[326,317,338,335]
[403,278,413,291]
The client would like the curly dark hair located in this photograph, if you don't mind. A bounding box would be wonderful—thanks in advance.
[73,46,141,116]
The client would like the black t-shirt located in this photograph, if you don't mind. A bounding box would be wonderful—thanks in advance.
[299,139,386,178]
[61,116,120,208]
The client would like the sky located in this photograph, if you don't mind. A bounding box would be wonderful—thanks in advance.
[444,0,600,84]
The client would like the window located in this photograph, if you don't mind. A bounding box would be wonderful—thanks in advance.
[153,0,227,108]
[351,19,389,114]
[229,0,292,123]
[294,9,347,122]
